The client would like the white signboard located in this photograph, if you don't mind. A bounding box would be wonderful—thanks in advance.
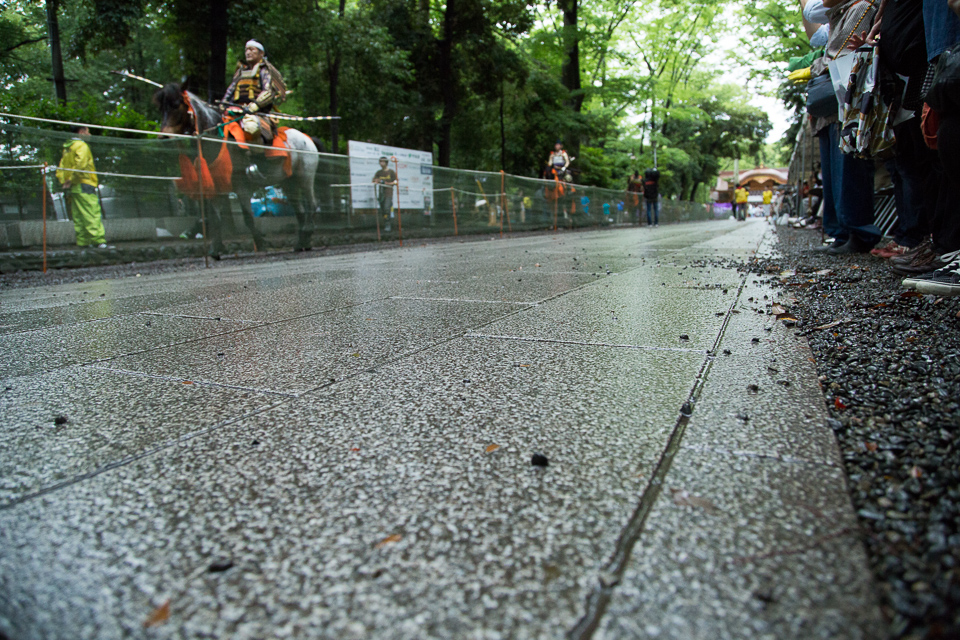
[347,141,434,210]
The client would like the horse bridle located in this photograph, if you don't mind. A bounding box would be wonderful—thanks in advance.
[180,91,198,136]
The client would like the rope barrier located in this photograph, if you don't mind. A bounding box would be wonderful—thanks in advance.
[50,167,179,180]
[450,188,507,198]
[0,112,192,140]
[0,164,45,170]
[0,112,342,158]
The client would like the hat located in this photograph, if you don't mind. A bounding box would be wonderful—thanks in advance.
[246,40,264,52]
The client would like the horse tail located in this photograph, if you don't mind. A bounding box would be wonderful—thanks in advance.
[309,136,326,154]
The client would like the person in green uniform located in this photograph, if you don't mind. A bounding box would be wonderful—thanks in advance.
[372,157,398,229]
[56,125,109,248]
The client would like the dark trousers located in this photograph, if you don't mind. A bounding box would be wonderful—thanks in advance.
[891,118,936,247]
[819,127,846,242]
[819,122,880,244]
[932,113,960,253]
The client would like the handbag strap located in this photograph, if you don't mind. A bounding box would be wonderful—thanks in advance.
[831,0,876,59]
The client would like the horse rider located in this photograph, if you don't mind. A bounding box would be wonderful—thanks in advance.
[547,140,570,178]
[222,39,286,145]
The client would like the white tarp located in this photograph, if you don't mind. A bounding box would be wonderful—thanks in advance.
[347,141,433,211]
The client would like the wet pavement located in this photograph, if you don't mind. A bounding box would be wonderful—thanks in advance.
[0,220,884,639]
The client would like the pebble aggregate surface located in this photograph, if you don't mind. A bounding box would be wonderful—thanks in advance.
[0,221,886,639]
[744,226,960,640]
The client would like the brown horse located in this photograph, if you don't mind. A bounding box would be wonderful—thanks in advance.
[154,83,319,253]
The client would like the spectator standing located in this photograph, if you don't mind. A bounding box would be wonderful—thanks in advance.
[901,0,960,292]
[810,0,882,254]
[372,157,397,231]
[762,187,773,217]
[643,168,661,226]
[734,184,749,221]
[56,125,108,249]
[627,171,643,223]
[869,0,936,260]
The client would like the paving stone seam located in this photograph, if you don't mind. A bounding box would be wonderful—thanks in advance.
[464,333,710,354]
[0,398,290,511]
[388,296,536,305]
[0,292,546,509]
[679,443,843,467]
[138,312,263,323]
[13,299,388,377]
[83,364,299,398]
[567,232,765,639]
[0,310,148,336]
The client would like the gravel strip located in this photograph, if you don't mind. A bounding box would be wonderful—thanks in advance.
[742,225,960,640]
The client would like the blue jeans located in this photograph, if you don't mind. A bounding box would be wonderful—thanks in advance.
[924,0,960,61]
[820,122,880,244]
[645,199,659,225]
[818,128,846,242]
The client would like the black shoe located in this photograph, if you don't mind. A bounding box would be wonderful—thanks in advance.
[810,238,843,252]
[827,235,875,255]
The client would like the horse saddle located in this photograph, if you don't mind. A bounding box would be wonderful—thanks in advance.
[240,114,277,147]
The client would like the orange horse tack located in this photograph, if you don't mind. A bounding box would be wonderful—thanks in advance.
[222,118,293,178]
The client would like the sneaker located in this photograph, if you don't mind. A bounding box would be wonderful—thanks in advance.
[828,235,876,255]
[179,232,190,239]
[871,240,910,259]
[890,238,933,267]
[915,252,960,296]
[902,271,937,290]
[96,243,115,249]
[889,241,945,275]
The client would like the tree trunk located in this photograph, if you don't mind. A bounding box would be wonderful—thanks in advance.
[499,78,506,171]
[559,0,582,113]
[689,179,702,202]
[45,0,67,105]
[437,0,456,167]
[206,0,229,102]
[328,0,347,153]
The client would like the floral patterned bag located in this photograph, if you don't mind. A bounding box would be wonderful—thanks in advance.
[838,46,896,159]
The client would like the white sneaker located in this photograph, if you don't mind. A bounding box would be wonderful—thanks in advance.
[97,243,115,249]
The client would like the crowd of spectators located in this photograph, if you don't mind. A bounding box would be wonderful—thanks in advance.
[792,0,960,296]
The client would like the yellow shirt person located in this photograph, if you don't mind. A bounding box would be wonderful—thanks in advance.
[734,186,749,221]
[57,126,107,247]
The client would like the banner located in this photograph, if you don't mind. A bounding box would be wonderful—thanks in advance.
[347,141,433,211]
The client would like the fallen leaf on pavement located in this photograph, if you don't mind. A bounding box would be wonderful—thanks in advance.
[376,534,402,549]
[144,599,171,628]
[835,398,847,410]
[812,319,848,331]
[485,444,500,453]
[909,466,923,479]
[671,489,719,513]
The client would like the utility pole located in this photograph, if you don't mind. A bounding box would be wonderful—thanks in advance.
[45,0,67,105]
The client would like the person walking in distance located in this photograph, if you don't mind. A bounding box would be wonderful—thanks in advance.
[627,170,643,223]
[734,184,749,221]
[372,157,398,231]
[57,125,109,248]
[643,167,661,226]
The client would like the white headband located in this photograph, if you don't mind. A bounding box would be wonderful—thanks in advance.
[246,40,264,52]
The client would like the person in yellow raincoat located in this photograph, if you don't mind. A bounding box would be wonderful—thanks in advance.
[56,125,108,248]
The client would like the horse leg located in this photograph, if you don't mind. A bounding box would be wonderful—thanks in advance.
[204,196,226,259]
[292,174,317,251]
[233,182,268,251]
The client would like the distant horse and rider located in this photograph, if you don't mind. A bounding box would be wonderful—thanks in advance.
[153,39,320,256]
